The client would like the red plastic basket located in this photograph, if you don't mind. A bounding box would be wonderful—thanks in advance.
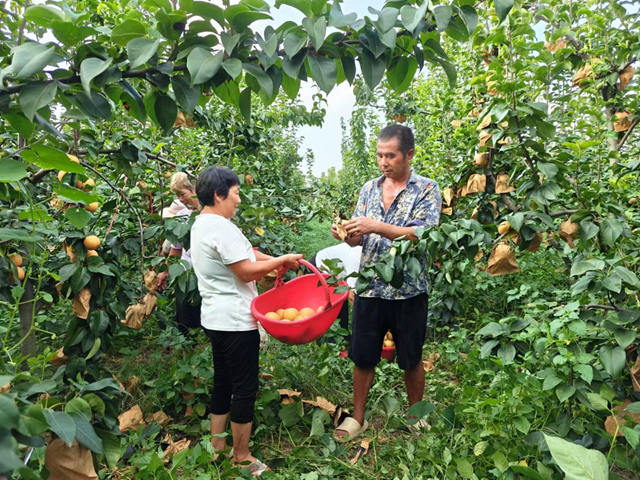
[251,259,349,345]
[381,346,396,362]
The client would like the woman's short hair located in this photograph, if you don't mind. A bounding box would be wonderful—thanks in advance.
[170,172,194,195]
[196,166,240,206]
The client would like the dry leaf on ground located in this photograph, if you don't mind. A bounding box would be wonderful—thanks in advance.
[487,243,519,276]
[350,440,370,464]
[118,405,144,433]
[126,376,139,394]
[423,353,441,373]
[164,438,191,460]
[146,411,171,425]
[45,439,98,480]
[278,388,301,404]
[605,400,640,437]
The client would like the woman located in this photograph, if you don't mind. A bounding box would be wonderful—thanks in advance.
[157,172,201,335]
[190,166,302,475]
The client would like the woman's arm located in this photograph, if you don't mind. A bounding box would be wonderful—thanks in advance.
[157,247,183,290]
[229,254,303,283]
[255,250,274,261]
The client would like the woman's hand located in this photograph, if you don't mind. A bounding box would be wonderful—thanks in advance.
[280,253,304,271]
[157,270,169,290]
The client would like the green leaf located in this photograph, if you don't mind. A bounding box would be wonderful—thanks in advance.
[239,87,252,122]
[51,21,96,46]
[574,364,593,384]
[400,3,427,33]
[307,55,337,94]
[513,416,531,434]
[111,19,147,46]
[222,58,242,79]
[360,49,386,90]
[381,396,400,417]
[626,402,640,413]
[278,400,303,427]
[18,405,49,436]
[54,185,101,204]
[189,1,225,26]
[376,7,398,32]
[11,42,55,78]
[570,259,604,276]
[97,430,121,470]
[585,393,608,411]
[86,337,102,360]
[0,228,43,243]
[614,266,640,288]
[43,409,76,447]
[535,119,556,139]
[243,63,273,97]
[433,5,452,31]
[119,80,147,123]
[460,5,479,34]
[614,329,636,349]
[0,395,20,429]
[622,427,639,449]
[187,48,223,86]
[171,75,200,114]
[456,458,475,479]
[302,17,326,52]
[509,465,546,480]
[65,398,93,422]
[127,38,160,69]
[542,374,563,391]
[543,434,608,480]
[556,384,576,402]
[495,0,515,23]
[25,5,65,26]
[226,7,271,32]
[71,416,104,454]
[407,401,436,424]
[75,91,112,120]
[387,56,418,94]
[221,32,241,55]
[284,33,307,57]
[282,49,307,79]
[3,111,34,138]
[20,146,83,174]
[310,409,329,437]
[602,273,622,293]
[281,73,300,100]
[0,159,29,183]
[274,0,313,17]
[497,343,516,363]
[599,345,626,377]
[600,218,623,247]
[65,207,93,229]
[154,95,177,133]
[19,81,57,121]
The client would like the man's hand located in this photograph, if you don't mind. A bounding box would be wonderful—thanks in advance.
[331,223,343,240]
[344,217,379,237]
[280,253,304,271]
[157,270,169,291]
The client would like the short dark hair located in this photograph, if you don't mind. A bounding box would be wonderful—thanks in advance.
[196,166,240,206]
[377,125,415,158]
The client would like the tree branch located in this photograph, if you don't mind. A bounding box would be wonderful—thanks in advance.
[549,209,579,218]
[618,117,640,150]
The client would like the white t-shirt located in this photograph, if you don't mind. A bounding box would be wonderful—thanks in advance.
[190,214,258,331]
[315,243,362,288]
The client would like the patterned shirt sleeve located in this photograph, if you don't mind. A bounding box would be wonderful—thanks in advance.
[352,181,370,219]
[408,181,442,228]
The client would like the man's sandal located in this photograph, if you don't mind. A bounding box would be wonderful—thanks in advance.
[407,418,431,434]
[333,417,369,443]
[246,458,269,476]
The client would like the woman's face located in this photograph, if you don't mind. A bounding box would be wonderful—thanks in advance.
[214,185,241,218]
[177,188,198,208]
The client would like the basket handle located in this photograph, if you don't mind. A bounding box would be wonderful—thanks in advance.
[274,259,332,310]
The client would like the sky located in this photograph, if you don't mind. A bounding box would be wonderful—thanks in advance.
[252,1,386,177]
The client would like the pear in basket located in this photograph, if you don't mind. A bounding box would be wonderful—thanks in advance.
[282,308,299,321]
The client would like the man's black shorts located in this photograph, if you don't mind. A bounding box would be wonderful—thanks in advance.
[349,293,428,370]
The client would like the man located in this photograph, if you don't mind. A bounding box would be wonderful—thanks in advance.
[330,125,441,441]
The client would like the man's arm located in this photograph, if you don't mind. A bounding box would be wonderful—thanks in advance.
[343,219,416,241]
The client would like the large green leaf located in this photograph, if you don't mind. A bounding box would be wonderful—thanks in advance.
[359,49,386,90]
[19,81,57,121]
[376,7,398,32]
[10,42,55,78]
[171,75,200,114]
[543,434,608,480]
[307,56,337,94]
[615,266,640,288]
[387,56,418,93]
[80,57,112,96]
[570,259,604,276]
[43,409,76,447]
[0,395,20,429]
[495,0,515,23]
[599,345,626,377]
[3,111,34,138]
[282,49,307,79]
[65,207,93,229]
[0,159,29,183]
[51,21,96,46]
[21,146,84,174]
[256,26,278,57]
[187,48,223,86]
[119,80,147,123]
[71,416,104,454]
[0,228,43,243]
[243,63,273,97]
[281,73,300,100]
[54,185,101,204]
[225,6,271,31]
[65,398,93,422]
[97,430,122,470]
[221,32,241,55]
[433,5,452,31]
[188,1,225,26]
[399,3,427,33]
[274,0,313,17]
[600,218,623,246]
[302,17,326,51]
[239,87,252,122]
[154,94,177,133]
[284,33,307,57]
[25,5,66,26]
[127,38,160,69]
[556,384,576,402]
[111,19,147,46]
[75,91,112,120]
[222,58,242,79]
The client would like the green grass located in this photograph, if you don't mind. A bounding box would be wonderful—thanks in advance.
[293,218,339,260]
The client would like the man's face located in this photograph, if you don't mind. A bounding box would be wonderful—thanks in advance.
[376,137,413,179]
